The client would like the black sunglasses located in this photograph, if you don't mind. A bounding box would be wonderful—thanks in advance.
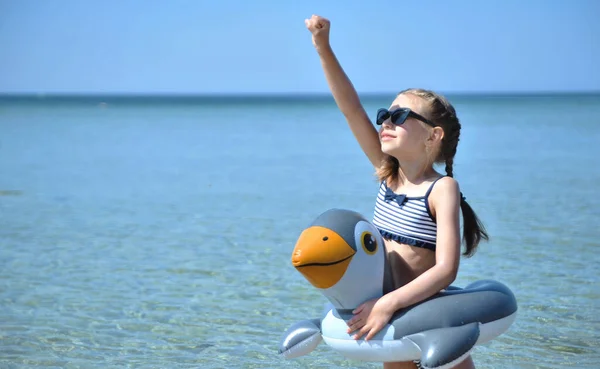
[376,108,437,128]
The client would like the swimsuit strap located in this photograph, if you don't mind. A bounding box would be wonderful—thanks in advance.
[424,176,446,199]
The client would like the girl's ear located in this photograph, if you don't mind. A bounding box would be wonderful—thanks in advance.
[424,127,444,162]
[428,126,445,144]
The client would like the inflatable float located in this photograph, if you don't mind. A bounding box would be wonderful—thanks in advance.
[278,208,517,369]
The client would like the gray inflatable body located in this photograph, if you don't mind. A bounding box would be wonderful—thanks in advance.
[279,209,517,369]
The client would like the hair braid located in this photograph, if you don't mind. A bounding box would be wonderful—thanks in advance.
[442,118,461,178]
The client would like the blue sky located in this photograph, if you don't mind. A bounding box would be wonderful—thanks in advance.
[1,0,598,94]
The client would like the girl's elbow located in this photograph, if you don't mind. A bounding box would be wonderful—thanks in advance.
[437,264,459,287]
[447,269,458,285]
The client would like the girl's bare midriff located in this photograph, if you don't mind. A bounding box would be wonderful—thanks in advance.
[385,240,436,289]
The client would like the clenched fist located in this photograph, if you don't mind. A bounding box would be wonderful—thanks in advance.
[305,15,331,51]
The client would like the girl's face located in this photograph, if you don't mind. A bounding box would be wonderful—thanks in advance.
[378,94,433,160]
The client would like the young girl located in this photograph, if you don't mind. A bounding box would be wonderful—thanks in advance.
[304,15,489,369]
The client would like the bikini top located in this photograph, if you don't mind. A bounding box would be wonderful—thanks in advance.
[372,177,445,251]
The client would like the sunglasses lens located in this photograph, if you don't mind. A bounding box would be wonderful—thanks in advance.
[376,109,390,125]
[391,109,409,125]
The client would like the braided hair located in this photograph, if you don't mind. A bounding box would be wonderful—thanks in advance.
[377,88,488,256]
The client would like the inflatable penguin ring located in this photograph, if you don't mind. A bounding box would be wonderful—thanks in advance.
[278,208,517,369]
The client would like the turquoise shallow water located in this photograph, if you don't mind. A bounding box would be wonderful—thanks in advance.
[1,94,599,368]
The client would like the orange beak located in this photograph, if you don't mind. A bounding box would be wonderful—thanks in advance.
[291,226,355,289]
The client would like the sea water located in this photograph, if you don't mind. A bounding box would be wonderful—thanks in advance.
[1,93,598,368]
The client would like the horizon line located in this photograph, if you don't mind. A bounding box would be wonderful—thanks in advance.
[1,90,599,105]
[1,90,600,98]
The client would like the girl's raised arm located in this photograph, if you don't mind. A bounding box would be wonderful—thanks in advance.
[305,15,384,168]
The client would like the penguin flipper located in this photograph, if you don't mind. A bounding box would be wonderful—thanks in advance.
[406,322,480,369]
[278,318,322,359]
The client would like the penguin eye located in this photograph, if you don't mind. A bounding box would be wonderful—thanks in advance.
[361,231,378,255]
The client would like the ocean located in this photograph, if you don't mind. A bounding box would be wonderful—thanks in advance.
[1,93,598,368]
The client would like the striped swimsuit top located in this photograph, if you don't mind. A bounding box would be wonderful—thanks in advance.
[372,177,444,251]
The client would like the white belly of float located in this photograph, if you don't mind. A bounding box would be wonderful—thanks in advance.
[320,310,420,362]
[476,312,517,344]
[322,336,421,362]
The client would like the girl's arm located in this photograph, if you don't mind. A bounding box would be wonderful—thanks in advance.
[305,15,383,168]
[348,177,462,340]
[384,176,462,310]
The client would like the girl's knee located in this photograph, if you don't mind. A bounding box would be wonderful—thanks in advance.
[383,356,474,369]
[383,362,418,369]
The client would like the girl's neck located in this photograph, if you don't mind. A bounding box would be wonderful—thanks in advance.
[395,159,437,187]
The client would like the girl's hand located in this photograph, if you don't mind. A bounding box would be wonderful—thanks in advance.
[304,15,330,51]
[346,296,395,341]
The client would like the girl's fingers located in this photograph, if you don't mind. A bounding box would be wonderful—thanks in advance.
[353,325,369,340]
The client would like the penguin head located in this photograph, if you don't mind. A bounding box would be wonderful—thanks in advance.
[291,208,387,310]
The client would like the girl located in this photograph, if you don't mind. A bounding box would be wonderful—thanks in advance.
[304,15,489,369]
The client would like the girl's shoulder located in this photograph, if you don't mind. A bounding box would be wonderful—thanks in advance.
[426,175,460,202]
